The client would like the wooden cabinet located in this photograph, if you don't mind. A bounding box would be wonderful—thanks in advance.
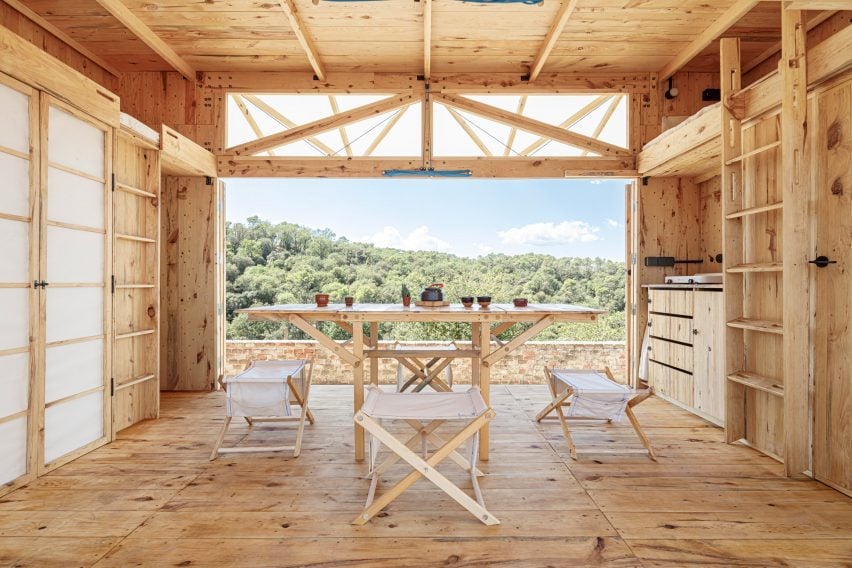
[646,286,724,425]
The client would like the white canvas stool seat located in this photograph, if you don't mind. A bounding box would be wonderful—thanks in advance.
[353,386,498,526]
[210,359,314,460]
[395,342,457,392]
[536,367,655,461]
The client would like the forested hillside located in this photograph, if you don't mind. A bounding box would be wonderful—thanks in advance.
[226,217,626,341]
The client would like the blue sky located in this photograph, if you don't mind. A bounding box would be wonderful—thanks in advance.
[224,178,628,261]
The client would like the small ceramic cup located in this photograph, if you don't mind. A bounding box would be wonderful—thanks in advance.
[344,296,354,307]
[315,293,330,307]
[461,296,474,308]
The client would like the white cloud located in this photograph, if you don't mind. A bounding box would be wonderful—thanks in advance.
[606,218,621,228]
[589,179,603,185]
[475,243,494,255]
[362,225,451,252]
[497,221,600,246]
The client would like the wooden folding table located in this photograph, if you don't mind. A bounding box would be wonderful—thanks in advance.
[240,303,604,461]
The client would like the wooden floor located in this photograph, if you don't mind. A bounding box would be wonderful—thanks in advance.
[1,386,851,567]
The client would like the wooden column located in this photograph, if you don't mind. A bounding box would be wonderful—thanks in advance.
[478,322,491,461]
[352,322,365,461]
[780,8,810,477]
[369,321,379,386]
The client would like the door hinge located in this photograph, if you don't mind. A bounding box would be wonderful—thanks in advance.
[111,275,116,294]
[111,173,116,192]
[205,176,213,186]
[110,377,115,396]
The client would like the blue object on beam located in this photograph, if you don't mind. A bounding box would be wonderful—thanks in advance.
[382,168,473,178]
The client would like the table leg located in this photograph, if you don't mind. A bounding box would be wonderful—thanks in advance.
[353,322,365,461]
[478,322,491,461]
[369,322,379,387]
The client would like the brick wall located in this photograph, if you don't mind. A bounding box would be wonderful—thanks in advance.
[225,340,626,384]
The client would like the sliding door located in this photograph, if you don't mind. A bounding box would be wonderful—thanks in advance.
[39,96,111,471]
[0,73,39,495]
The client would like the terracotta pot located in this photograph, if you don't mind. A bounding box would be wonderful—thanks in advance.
[402,296,411,307]
[315,293,330,307]
[344,296,354,307]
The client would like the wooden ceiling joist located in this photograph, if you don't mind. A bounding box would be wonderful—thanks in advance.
[437,94,629,157]
[328,96,352,157]
[580,96,621,157]
[241,95,335,156]
[363,107,408,157]
[2,0,121,77]
[229,94,417,155]
[657,0,760,82]
[504,96,528,156]
[424,0,432,80]
[277,0,326,81]
[93,0,196,81]
[446,108,493,156]
[528,0,579,82]
[519,94,612,156]
[233,95,274,157]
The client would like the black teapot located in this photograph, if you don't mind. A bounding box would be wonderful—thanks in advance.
[420,283,444,301]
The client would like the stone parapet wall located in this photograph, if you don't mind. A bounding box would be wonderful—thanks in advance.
[225,340,626,384]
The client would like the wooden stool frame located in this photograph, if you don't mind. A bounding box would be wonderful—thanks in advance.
[210,361,314,460]
[353,404,498,526]
[536,366,656,461]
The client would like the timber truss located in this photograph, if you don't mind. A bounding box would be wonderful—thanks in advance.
[221,90,633,178]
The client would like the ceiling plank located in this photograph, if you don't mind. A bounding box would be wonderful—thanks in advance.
[504,96,527,156]
[242,95,334,156]
[2,0,121,77]
[424,0,432,79]
[580,96,621,156]
[232,95,274,157]
[93,0,196,81]
[364,107,408,157]
[657,0,760,82]
[528,0,579,81]
[782,1,852,8]
[328,96,352,157]
[446,108,493,156]
[437,94,629,157]
[229,93,417,155]
[520,95,611,156]
[277,0,326,81]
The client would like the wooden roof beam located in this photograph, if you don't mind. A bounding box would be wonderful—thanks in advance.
[743,10,837,74]
[782,1,852,8]
[2,0,121,77]
[446,108,493,156]
[528,0,579,82]
[580,96,621,157]
[364,107,408,157]
[504,96,528,156]
[233,95,274,157]
[277,0,326,81]
[328,96,352,157]
[94,0,196,81]
[424,0,432,80]
[229,93,417,155]
[657,0,760,82]
[519,94,612,156]
[241,95,335,156]
[436,94,629,157]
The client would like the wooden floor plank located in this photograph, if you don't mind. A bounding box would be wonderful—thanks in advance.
[0,385,849,567]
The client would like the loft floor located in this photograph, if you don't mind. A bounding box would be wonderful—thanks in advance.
[1,386,851,567]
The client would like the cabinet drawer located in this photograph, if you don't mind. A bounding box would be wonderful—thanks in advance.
[649,314,693,344]
[648,361,694,407]
[649,337,693,372]
[648,289,693,316]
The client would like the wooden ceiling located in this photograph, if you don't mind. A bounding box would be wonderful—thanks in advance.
[10,0,815,77]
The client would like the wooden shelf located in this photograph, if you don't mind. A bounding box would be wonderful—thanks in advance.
[728,371,784,398]
[115,182,156,199]
[726,263,783,273]
[115,283,155,289]
[115,329,156,340]
[116,373,156,390]
[724,140,781,165]
[726,202,783,219]
[727,318,784,335]
[115,233,156,244]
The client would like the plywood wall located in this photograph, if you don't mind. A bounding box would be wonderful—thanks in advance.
[699,175,723,266]
[0,4,116,91]
[160,176,220,391]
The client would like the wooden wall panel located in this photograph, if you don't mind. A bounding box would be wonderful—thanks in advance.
[699,175,723,266]
[160,175,219,391]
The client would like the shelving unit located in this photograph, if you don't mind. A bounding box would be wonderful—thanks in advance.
[111,123,161,433]
[721,38,787,462]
